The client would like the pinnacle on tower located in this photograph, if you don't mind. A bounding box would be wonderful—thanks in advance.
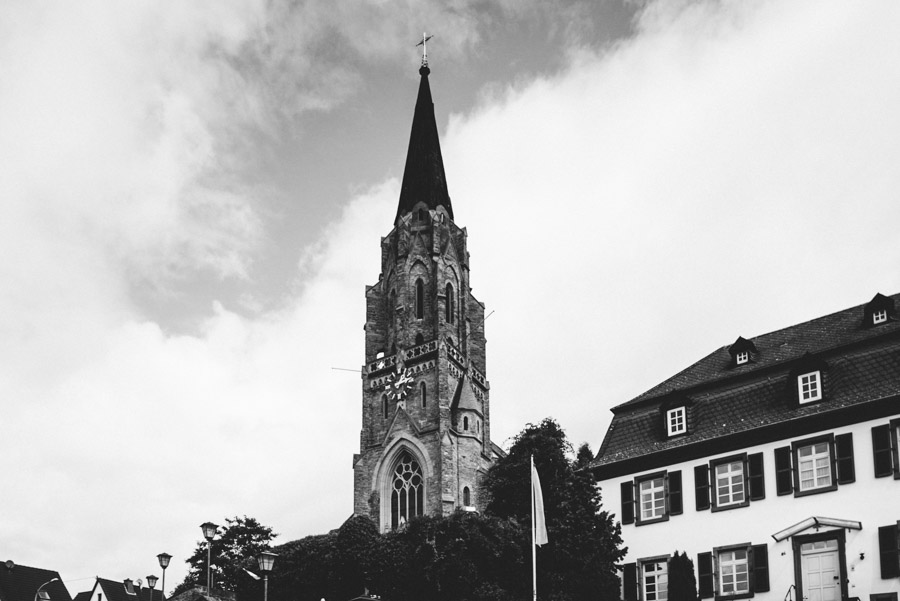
[395,65,454,223]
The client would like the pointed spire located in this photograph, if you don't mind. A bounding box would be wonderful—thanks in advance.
[396,65,453,223]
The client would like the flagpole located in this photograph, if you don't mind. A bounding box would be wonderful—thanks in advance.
[531,454,537,601]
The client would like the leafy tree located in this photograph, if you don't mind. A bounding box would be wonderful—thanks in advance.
[668,551,698,601]
[483,418,626,601]
[268,531,337,601]
[575,443,594,469]
[173,516,277,596]
[368,511,527,601]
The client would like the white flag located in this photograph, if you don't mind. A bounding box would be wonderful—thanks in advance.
[532,460,548,546]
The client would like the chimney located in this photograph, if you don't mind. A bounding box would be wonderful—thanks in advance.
[124,580,136,595]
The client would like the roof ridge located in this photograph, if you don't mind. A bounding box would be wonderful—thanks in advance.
[615,291,900,410]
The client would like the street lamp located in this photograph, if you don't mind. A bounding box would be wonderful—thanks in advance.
[257,551,278,601]
[34,578,59,601]
[157,553,171,599]
[146,575,158,601]
[200,522,218,593]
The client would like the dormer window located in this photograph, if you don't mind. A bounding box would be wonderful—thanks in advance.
[789,353,827,406]
[863,292,895,327]
[666,407,687,436]
[798,371,821,403]
[727,336,758,368]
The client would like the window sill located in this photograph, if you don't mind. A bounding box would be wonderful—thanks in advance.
[635,515,670,527]
[715,592,753,601]
[711,500,750,513]
[794,484,837,497]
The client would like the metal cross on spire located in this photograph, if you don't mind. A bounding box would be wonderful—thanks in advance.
[416,32,433,67]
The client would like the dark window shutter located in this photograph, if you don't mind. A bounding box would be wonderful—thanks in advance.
[621,481,635,525]
[879,524,900,579]
[774,446,793,495]
[872,425,894,477]
[748,453,766,500]
[698,552,714,598]
[835,433,855,484]
[623,562,637,601]
[669,470,683,515]
[694,465,710,511]
[751,544,770,592]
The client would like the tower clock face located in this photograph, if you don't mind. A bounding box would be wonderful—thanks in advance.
[386,367,414,402]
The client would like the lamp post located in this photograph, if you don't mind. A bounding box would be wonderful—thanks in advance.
[146,575,158,601]
[257,551,278,601]
[200,522,218,594]
[157,553,171,599]
[34,578,59,601]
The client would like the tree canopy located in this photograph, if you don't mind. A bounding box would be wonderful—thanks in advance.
[261,418,626,601]
[482,418,626,601]
[173,515,277,597]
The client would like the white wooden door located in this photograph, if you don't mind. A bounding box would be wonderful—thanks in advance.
[800,540,840,601]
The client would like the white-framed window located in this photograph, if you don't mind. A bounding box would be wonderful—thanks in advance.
[736,350,749,365]
[873,308,888,324]
[715,461,746,507]
[642,559,669,601]
[718,548,750,596]
[797,442,831,491]
[666,407,686,436]
[798,371,822,403]
[639,476,666,521]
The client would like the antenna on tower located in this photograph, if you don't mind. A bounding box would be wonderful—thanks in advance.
[416,32,433,67]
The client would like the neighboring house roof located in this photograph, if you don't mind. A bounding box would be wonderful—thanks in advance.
[0,561,72,601]
[93,578,164,601]
[73,593,91,601]
[591,292,900,479]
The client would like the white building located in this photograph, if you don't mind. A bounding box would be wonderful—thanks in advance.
[590,292,900,601]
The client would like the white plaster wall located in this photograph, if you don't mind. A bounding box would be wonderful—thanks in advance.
[598,416,900,600]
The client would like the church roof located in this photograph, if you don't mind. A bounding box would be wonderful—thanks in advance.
[396,66,453,223]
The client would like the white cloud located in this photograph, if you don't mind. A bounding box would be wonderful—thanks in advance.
[444,0,900,448]
[3,0,900,592]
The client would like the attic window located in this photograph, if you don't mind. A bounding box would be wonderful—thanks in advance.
[666,407,687,436]
[798,371,822,404]
[863,293,895,327]
[727,336,757,368]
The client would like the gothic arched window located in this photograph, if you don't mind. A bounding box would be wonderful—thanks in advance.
[463,486,471,506]
[420,382,427,408]
[445,283,455,324]
[463,416,469,431]
[415,333,425,345]
[415,279,425,319]
[382,395,388,419]
[391,451,424,529]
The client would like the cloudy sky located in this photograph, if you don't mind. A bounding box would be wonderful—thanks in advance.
[3,0,900,593]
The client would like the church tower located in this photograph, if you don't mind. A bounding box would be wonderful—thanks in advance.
[352,63,501,531]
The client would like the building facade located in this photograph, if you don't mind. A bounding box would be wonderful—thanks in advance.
[591,293,900,601]
[352,62,502,532]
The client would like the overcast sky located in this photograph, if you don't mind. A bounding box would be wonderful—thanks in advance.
[3,0,900,594]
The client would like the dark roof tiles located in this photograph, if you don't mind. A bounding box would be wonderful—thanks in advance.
[0,563,72,601]
[593,293,900,471]
[620,293,900,408]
